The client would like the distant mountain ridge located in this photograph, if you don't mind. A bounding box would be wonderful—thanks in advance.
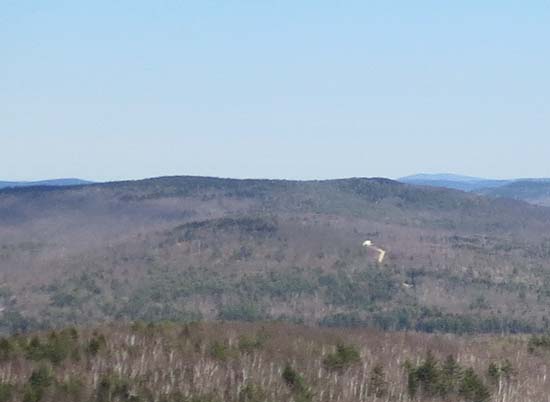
[399,173,513,192]
[399,173,550,205]
[0,178,93,190]
[400,173,492,183]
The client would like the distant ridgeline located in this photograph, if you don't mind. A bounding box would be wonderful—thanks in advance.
[400,173,550,206]
[0,179,93,190]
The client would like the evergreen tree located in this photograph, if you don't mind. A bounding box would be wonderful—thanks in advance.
[368,364,388,397]
[439,355,462,395]
[282,364,312,402]
[414,351,440,396]
[460,368,491,402]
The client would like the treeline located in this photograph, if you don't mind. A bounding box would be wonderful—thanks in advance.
[1,301,543,339]
[0,302,543,340]
[320,308,541,335]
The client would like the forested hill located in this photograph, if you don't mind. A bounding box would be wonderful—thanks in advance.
[2,176,550,334]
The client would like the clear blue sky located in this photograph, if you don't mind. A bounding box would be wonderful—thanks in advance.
[2,1,549,181]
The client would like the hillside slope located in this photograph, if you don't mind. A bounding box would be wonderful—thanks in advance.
[2,176,550,334]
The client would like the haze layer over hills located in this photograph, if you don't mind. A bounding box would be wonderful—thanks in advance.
[0,179,92,190]
[400,174,550,206]
[2,176,550,334]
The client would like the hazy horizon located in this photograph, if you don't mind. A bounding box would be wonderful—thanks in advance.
[2,171,549,184]
[3,1,549,182]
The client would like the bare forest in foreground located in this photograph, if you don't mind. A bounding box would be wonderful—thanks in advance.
[1,322,550,402]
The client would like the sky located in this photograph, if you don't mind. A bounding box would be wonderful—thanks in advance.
[2,1,549,182]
